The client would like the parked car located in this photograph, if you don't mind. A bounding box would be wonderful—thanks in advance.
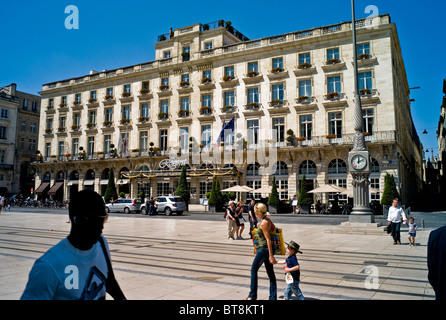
[140,196,187,216]
[105,198,142,214]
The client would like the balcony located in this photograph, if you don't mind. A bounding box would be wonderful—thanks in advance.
[294,96,317,111]
[358,88,380,104]
[293,63,317,77]
[242,72,263,84]
[267,100,289,115]
[219,76,238,88]
[321,59,346,73]
[322,92,347,108]
[267,68,289,80]
[103,96,116,106]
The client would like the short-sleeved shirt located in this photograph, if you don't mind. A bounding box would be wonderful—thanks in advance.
[286,254,300,281]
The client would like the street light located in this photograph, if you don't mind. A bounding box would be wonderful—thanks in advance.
[347,0,374,222]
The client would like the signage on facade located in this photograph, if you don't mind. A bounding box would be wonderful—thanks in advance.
[159,159,187,170]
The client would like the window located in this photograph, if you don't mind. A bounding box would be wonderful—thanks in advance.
[30,122,37,133]
[122,106,130,119]
[327,48,340,60]
[157,183,170,197]
[181,74,189,84]
[328,159,347,174]
[328,112,342,138]
[327,75,341,94]
[160,100,169,114]
[161,77,169,87]
[46,118,53,130]
[272,117,285,145]
[201,125,211,148]
[272,57,283,69]
[88,137,95,157]
[273,161,288,176]
[247,87,259,104]
[247,180,262,200]
[45,142,51,158]
[105,108,113,122]
[199,181,212,199]
[327,178,347,201]
[299,115,312,139]
[180,97,190,115]
[371,158,380,173]
[73,113,80,127]
[179,127,189,152]
[224,91,235,107]
[247,120,259,146]
[49,98,54,107]
[72,138,79,156]
[202,94,212,107]
[88,110,96,125]
[205,41,213,50]
[182,47,190,61]
[90,91,97,100]
[58,141,65,159]
[159,129,168,151]
[298,80,312,97]
[357,43,370,55]
[20,138,25,149]
[202,70,212,81]
[141,103,149,118]
[104,135,111,154]
[163,50,171,59]
[141,81,149,91]
[123,84,131,94]
[0,150,4,163]
[21,121,26,131]
[140,131,148,153]
[59,116,66,129]
[224,66,234,78]
[276,179,288,200]
[358,71,372,91]
[248,61,258,73]
[106,87,113,97]
[32,101,38,112]
[299,160,317,175]
[271,84,284,102]
[1,109,8,119]
[23,99,28,110]
[298,53,311,65]
[75,93,81,103]
[363,109,374,134]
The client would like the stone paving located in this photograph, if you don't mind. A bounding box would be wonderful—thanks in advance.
[0,209,436,300]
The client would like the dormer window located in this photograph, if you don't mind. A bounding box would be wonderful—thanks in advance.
[164,50,171,59]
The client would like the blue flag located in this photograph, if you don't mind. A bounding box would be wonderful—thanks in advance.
[217,117,235,147]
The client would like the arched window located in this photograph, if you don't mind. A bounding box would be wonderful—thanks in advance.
[371,158,379,173]
[328,159,347,174]
[247,162,260,176]
[101,168,111,180]
[138,165,150,172]
[299,160,317,175]
[85,169,95,180]
[69,170,79,181]
[272,161,288,176]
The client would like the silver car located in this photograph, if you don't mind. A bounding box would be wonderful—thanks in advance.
[141,196,186,216]
[105,198,142,214]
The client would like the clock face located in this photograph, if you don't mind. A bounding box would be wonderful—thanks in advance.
[351,155,367,170]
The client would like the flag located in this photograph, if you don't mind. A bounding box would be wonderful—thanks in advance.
[217,117,235,148]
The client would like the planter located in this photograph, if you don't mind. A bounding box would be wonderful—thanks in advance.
[299,204,310,214]
[268,205,277,214]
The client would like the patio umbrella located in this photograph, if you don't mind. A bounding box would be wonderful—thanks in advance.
[221,185,253,192]
[340,187,379,198]
[253,185,283,194]
[308,185,347,193]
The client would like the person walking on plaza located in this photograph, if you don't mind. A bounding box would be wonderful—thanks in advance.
[428,225,446,300]
[248,199,257,239]
[408,217,418,246]
[387,198,407,245]
[148,197,155,216]
[235,201,245,240]
[245,203,277,300]
[277,241,304,300]
[225,201,237,240]
[21,190,126,300]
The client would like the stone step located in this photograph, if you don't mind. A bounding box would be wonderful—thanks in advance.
[324,221,388,235]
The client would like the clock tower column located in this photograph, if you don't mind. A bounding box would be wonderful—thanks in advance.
[347,0,374,222]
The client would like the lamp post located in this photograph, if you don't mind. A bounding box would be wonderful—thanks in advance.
[347,0,374,222]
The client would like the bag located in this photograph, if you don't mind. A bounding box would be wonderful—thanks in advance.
[285,272,294,284]
[252,226,286,256]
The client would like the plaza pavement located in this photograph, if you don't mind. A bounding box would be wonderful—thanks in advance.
[0,208,437,300]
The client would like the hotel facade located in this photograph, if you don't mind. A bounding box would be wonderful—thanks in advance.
[34,15,423,207]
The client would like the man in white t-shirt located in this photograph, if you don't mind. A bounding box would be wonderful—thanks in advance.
[21,190,125,300]
[387,198,407,245]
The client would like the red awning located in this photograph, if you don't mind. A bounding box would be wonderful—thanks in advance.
[48,182,64,195]
[35,182,50,195]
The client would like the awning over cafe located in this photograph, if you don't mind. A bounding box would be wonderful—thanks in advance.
[35,182,50,195]
[48,182,64,195]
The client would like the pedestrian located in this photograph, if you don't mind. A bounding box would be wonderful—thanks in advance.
[387,198,407,245]
[0,195,4,215]
[235,201,245,240]
[408,217,418,246]
[21,189,126,300]
[277,241,304,300]
[225,201,237,240]
[291,195,297,214]
[428,225,446,300]
[148,197,155,216]
[248,199,257,239]
[245,202,277,300]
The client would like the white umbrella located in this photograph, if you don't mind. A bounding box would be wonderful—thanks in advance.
[221,185,253,192]
[308,185,346,193]
[341,187,380,198]
[254,185,283,194]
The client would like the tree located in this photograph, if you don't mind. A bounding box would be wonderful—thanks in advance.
[103,168,118,203]
[381,173,400,206]
[268,176,280,207]
[208,176,224,210]
[298,174,313,206]
[175,166,190,209]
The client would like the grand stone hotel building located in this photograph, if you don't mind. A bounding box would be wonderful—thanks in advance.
[34,15,423,206]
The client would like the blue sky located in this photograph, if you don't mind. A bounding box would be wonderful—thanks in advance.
[1,0,444,158]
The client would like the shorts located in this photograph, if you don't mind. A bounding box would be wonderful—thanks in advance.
[408,231,416,237]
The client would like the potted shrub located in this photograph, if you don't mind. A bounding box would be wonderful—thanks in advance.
[358,53,371,60]
[271,67,284,73]
[327,58,341,64]
[270,99,282,106]
[103,120,111,127]
[87,122,95,129]
[359,88,371,95]
[122,92,131,97]
[247,71,258,77]
[105,94,113,100]
[268,177,280,214]
[297,174,313,214]
[139,88,148,94]
[178,109,188,117]
[246,102,259,109]
[201,77,212,84]
[223,75,234,82]
[222,105,234,112]
[88,98,97,103]
[200,106,211,115]
[159,84,169,91]
[138,116,148,122]
[297,136,307,142]
[297,96,309,103]
[158,112,168,120]
[179,81,189,87]
[326,134,337,139]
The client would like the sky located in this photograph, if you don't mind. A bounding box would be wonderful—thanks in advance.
[1,0,444,158]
